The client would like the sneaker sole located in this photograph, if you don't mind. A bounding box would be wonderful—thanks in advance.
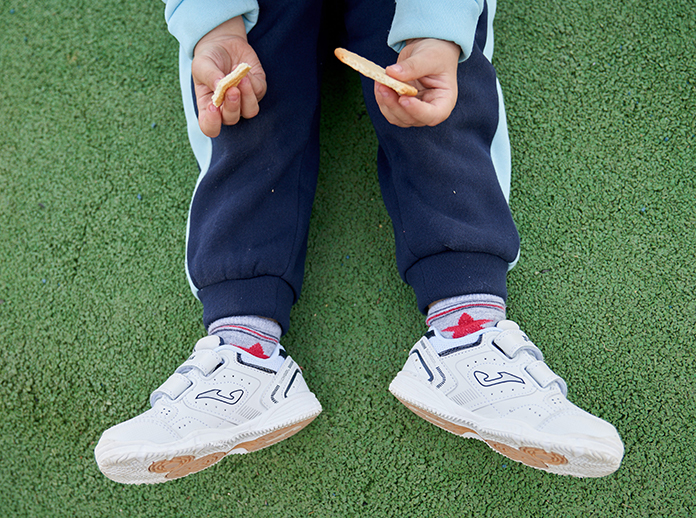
[389,372,622,478]
[95,392,322,484]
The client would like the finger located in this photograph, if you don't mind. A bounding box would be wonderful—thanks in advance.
[237,76,260,119]
[397,95,441,126]
[194,79,214,113]
[374,82,401,124]
[246,71,267,103]
[192,55,226,94]
[400,88,458,127]
[375,83,419,127]
[220,86,242,126]
[386,59,423,83]
[377,77,454,127]
[192,57,226,136]
[376,85,415,127]
[198,101,223,138]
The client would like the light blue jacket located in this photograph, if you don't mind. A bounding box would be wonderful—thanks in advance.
[163,0,484,62]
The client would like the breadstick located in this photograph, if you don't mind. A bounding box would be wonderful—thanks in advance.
[211,63,252,107]
[334,48,417,97]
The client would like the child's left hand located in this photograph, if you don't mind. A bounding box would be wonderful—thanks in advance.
[375,38,460,127]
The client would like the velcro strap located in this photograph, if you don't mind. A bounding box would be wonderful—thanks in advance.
[150,373,192,405]
[526,360,567,396]
[195,335,223,351]
[175,349,223,376]
[492,329,543,360]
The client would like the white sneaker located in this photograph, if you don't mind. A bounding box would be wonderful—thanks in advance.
[389,320,624,477]
[95,336,322,484]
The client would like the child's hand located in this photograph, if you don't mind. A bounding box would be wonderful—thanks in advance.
[192,17,266,138]
[375,38,460,127]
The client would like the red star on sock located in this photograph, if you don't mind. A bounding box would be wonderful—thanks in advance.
[236,342,270,359]
[442,313,492,338]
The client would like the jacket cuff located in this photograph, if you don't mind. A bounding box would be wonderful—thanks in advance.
[164,0,259,58]
[387,0,484,62]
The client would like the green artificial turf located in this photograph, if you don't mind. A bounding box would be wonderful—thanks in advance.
[1,0,694,516]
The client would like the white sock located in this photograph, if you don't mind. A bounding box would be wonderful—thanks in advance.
[426,294,506,339]
[208,316,281,359]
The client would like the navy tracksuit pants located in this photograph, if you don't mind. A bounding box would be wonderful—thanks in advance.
[177,0,520,334]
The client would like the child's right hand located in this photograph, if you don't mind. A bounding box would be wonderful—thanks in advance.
[192,17,267,138]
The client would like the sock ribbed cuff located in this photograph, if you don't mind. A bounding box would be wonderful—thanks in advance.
[208,315,281,359]
[426,294,506,339]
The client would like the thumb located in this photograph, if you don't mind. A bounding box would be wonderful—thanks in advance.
[192,54,226,94]
[385,56,424,83]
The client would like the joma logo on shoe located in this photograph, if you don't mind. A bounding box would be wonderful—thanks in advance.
[473,370,525,387]
[195,389,245,405]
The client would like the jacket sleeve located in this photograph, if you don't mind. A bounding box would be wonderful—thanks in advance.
[387,0,485,62]
[163,0,260,58]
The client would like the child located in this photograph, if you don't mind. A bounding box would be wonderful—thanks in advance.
[95,0,623,483]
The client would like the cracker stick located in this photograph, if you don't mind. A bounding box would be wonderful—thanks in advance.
[334,48,418,97]
[211,63,253,107]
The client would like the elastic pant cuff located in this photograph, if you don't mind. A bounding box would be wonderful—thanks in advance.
[198,277,295,334]
[405,251,509,314]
